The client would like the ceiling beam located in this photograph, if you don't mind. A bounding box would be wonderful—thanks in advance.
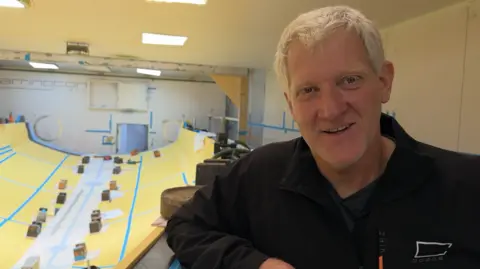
[0,49,248,76]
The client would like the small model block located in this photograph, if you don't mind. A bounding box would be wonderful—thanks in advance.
[89,220,102,233]
[76,242,87,252]
[101,190,110,201]
[109,180,118,190]
[36,211,47,223]
[103,156,112,161]
[73,244,87,261]
[154,150,161,158]
[26,224,41,238]
[77,165,84,174]
[82,156,90,164]
[58,179,67,190]
[114,157,123,164]
[56,192,67,204]
[91,211,101,222]
[112,166,121,175]
[32,221,42,229]
[130,149,138,156]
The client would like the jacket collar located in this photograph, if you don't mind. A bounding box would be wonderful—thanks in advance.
[279,113,435,207]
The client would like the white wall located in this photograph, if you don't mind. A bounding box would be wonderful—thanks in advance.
[260,0,480,154]
[262,69,300,145]
[0,70,226,154]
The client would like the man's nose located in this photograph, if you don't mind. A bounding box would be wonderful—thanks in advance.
[316,87,347,120]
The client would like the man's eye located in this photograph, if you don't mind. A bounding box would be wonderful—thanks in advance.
[301,87,317,94]
[341,75,361,85]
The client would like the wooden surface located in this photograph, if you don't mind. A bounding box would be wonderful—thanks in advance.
[0,123,214,268]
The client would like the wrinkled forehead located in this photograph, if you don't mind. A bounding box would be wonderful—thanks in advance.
[286,29,373,88]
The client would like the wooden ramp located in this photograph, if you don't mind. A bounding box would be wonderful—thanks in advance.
[0,123,214,269]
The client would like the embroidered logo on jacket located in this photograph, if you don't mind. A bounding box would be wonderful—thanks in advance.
[411,241,452,263]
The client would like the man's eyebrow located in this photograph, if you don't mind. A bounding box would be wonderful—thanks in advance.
[292,81,318,90]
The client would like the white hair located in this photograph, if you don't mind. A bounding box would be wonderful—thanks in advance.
[274,5,385,90]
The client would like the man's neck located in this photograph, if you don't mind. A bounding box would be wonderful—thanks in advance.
[315,135,396,199]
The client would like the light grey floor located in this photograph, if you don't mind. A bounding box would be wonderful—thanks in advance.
[13,159,114,269]
[133,234,174,269]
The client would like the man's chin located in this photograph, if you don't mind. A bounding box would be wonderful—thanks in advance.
[315,150,364,172]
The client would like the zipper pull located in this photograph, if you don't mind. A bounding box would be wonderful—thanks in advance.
[378,230,387,269]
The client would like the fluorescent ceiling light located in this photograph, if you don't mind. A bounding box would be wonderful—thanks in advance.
[0,0,25,8]
[29,62,59,69]
[146,0,207,5]
[142,33,188,46]
[137,68,161,76]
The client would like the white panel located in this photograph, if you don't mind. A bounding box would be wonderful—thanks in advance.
[117,82,148,112]
[89,80,118,110]
[382,2,468,151]
[458,1,480,153]
[0,70,226,154]
[262,70,300,144]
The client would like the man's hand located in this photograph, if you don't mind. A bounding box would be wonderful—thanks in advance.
[259,258,295,269]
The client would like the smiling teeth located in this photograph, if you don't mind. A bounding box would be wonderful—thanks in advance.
[325,125,349,133]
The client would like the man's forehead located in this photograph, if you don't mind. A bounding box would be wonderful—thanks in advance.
[286,31,371,77]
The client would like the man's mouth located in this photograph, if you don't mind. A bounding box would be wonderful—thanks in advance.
[322,123,355,134]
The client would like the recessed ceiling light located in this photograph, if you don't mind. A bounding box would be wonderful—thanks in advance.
[142,33,188,46]
[29,62,59,69]
[146,0,207,5]
[0,0,26,8]
[137,68,161,76]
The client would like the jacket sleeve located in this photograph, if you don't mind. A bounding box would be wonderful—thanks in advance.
[165,159,269,269]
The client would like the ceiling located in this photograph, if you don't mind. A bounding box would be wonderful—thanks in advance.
[0,0,465,69]
[0,59,216,82]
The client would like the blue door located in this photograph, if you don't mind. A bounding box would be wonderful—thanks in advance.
[117,124,148,154]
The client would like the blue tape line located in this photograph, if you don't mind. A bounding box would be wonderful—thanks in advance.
[182,172,188,185]
[26,123,83,156]
[119,156,143,261]
[0,145,10,151]
[85,129,110,133]
[149,111,153,129]
[0,154,69,227]
[0,148,12,156]
[0,216,30,226]
[0,152,16,164]
[86,114,113,134]
[248,122,300,132]
[246,111,300,133]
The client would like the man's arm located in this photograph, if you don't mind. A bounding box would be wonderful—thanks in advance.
[165,160,269,269]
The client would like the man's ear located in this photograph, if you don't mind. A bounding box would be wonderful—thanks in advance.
[379,60,395,104]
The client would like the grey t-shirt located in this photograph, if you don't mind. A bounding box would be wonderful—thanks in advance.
[328,180,377,231]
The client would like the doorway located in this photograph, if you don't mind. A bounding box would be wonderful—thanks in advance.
[116,123,148,154]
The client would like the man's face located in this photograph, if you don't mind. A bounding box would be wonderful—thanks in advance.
[285,28,394,169]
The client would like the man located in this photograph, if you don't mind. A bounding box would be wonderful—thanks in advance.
[166,5,480,269]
